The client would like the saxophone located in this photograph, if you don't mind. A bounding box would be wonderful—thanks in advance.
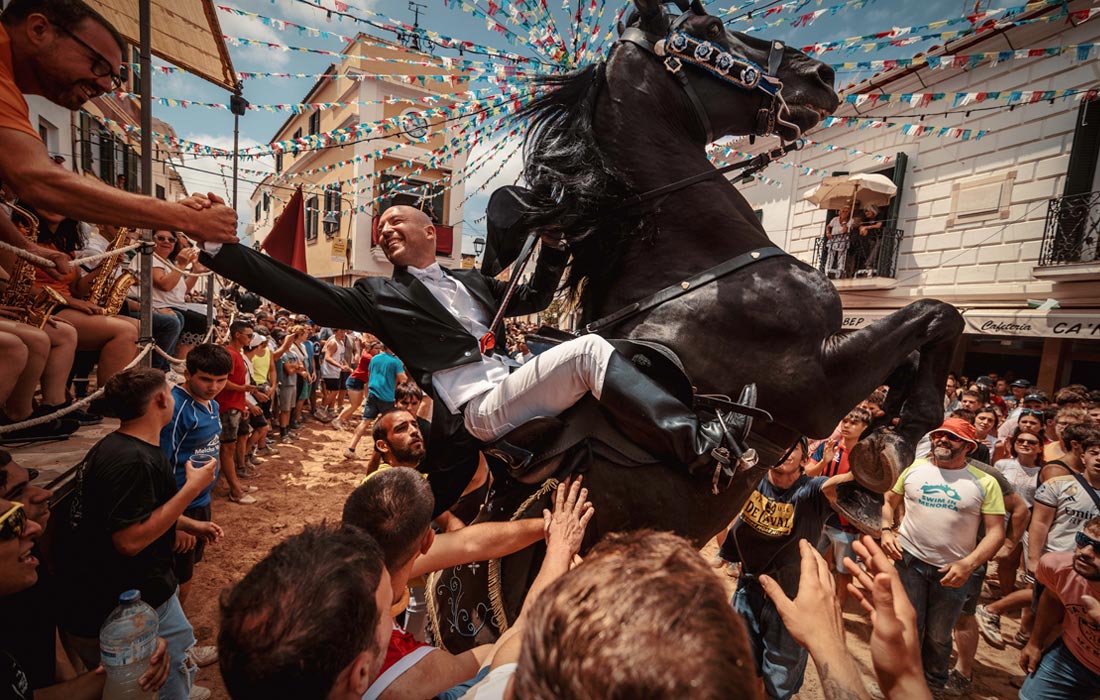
[0,200,67,329]
[88,227,137,315]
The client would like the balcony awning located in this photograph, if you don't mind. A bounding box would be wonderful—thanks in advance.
[962,309,1100,340]
[86,0,237,92]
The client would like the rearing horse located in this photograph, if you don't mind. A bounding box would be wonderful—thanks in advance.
[429,0,963,650]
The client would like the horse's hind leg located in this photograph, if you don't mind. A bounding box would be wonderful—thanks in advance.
[817,299,964,491]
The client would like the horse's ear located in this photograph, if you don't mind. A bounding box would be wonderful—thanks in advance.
[690,0,705,14]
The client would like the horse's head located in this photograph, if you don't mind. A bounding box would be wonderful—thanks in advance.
[618,0,839,143]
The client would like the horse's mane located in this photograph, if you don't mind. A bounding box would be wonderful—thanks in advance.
[515,63,648,296]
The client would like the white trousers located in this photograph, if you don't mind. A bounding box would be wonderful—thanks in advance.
[463,334,616,443]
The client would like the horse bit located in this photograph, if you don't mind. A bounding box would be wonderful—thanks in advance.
[618,9,801,144]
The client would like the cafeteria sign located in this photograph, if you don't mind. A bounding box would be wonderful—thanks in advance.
[963,310,1100,339]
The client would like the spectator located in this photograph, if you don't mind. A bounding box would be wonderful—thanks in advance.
[993,407,1044,463]
[341,468,555,698]
[806,408,872,609]
[244,330,277,459]
[217,525,392,700]
[215,320,260,505]
[160,343,228,607]
[880,417,1006,692]
[147,231,208,360]
[0,323,79,441]
[55,367,219,700]
[1019,516,1100,700]
[1046,406,1089,463]
[1007,379,1031,410]
[719,437,849,699]
[990,428,1044,604]
[270,328,303,443]
[0,495,172,699]
[975,405,999,456]
[823,204,853,279]
[1038,421,1093,482]
[320,329,352,422]
[515,529,762,700]
[346,345,406,458]
[334,340,379,431]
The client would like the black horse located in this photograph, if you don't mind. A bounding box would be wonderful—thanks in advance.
[429,0,963,651]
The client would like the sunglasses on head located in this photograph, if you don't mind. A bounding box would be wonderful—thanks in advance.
[1075,530,1100,555]
[1019,409,1044,418]
[0,502,26,542]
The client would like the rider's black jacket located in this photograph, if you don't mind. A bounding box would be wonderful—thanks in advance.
[201,243,569,516]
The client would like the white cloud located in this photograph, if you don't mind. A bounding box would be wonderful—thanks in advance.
[173,133,273,233]
[219,11,293,70]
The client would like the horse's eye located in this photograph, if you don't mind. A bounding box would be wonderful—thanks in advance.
[706,23,723,40]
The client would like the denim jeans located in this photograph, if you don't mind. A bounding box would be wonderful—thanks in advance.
[895,551,971,689]
[124,309,182,370]
[734,579,810,700]
[1020,639,1100,700]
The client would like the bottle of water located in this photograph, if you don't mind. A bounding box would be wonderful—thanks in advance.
[100,590,159,700]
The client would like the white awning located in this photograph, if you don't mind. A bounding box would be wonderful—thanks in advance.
[86,0,237,92]
[962,309,1100,340]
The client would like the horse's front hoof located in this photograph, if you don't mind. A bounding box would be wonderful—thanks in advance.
[832,481,885,537]
[848,429,912,493]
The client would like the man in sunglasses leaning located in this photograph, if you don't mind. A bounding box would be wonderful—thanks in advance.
[0,0,238,277]
[1020,506,1100,699]
[0,491,171,700]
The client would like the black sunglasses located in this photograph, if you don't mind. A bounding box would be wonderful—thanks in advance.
[1019,409,1045,418]
[0,502,26,542]
[54,24,126,90]
[1076,530,1100,556]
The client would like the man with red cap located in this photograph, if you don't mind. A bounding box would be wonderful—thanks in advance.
[878,417,1006,694]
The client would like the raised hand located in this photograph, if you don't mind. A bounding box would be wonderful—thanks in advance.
[844,535,931,700]
[543,477,594,560]
[759,540,845,654]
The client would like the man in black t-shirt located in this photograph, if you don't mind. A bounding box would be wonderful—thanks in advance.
[56,368,217,700]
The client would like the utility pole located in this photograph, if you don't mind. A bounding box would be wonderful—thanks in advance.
[404,1,427,51]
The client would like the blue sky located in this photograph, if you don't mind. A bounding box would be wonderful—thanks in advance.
[152,0,980,245]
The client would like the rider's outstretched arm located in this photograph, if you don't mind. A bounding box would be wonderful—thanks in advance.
[200,243,380,331]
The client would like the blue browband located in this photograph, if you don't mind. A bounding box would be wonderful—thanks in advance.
[656,30,781,97]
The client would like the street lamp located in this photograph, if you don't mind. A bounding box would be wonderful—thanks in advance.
[473,237,485,257]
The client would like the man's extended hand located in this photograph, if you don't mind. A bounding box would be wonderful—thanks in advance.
[179,192,238,244]
[844,536,931,699]
[543,477,594,560]
[173,530,196,554]
[26,243,72,278]
[937,559,975,588]
[193,520,224,545]
[759,540,845,656]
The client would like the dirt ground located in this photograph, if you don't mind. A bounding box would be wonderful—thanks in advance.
[164,414,1028,700]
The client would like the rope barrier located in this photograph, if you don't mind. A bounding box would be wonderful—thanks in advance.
[154,253,215,278]
[0,239,143,269]
[0,342,154,434]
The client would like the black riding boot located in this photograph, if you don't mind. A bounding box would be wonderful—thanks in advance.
[598,353,745,475]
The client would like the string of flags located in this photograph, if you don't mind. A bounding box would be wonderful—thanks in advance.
[840,87,1099,109]
[819,116,990,140]
[829,42,1100,72]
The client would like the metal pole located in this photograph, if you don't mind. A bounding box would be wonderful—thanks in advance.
[139,0,153,367]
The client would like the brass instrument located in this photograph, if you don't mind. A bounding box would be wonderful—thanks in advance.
[88,227,137,315]
[0,200,67,328]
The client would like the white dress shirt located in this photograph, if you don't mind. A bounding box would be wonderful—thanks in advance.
[407,262,511,413]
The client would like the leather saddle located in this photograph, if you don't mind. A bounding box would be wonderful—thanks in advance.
[485,329,764,484]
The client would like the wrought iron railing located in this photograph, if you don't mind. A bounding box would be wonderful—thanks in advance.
[1040,191,1100,266]
[813,225,903,279]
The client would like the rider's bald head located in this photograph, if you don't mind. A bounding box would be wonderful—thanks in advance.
[383,205,432,227]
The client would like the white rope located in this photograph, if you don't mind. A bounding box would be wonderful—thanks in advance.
[151,321,218,368]
[0,239,143,268]
[0,341,154,434]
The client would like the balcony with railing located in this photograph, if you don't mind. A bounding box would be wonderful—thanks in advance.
[812,222,904,283]
[1039,191,1100,269]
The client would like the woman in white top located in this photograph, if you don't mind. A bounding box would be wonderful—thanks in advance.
[989,429,1043,604]
[150,230,208,358]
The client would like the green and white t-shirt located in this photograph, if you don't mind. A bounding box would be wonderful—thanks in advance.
[891,459,1005,568]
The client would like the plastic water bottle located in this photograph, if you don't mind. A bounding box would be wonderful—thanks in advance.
[100,590,158,700]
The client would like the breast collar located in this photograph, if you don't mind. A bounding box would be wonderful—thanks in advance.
[617,11,795,143]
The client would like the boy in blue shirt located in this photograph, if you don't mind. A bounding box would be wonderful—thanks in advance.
[160,344,228,604]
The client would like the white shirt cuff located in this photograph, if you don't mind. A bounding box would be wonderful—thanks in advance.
[202,242,223,256]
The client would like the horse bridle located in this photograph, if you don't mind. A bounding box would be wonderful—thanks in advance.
[617,9,799,144]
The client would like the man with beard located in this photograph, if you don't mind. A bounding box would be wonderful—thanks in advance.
[0,0,236,273]
[371,408,426,472]
[1020,514,1100,699]
[879,417,1006,693]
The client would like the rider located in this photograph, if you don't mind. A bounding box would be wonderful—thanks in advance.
[201,205,744,511]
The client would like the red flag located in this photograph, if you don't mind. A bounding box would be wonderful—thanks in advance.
[261,186,308,273]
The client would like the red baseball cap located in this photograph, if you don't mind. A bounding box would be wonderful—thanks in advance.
[933,417,978,447]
